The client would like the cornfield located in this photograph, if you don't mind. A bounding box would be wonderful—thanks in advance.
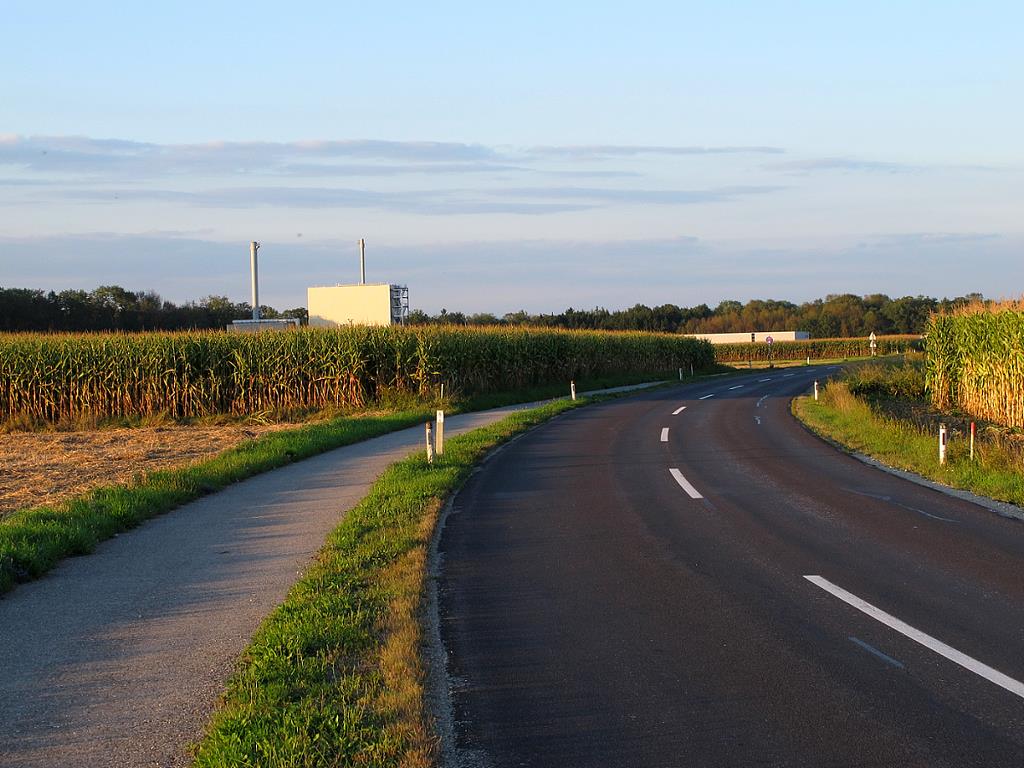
[0,326,713,423]
[926,302,1024,428]
[712,335,922,364]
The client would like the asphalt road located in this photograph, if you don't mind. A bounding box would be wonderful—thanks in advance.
[437,368,1024,767]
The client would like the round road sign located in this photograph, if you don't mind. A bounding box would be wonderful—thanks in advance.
[765,336,774,345]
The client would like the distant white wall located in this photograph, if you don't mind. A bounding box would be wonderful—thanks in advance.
[685,331,810,344]
[227,318,300,333]
[307,284,395,327]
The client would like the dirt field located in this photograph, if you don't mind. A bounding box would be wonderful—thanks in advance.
[0,424,294,518]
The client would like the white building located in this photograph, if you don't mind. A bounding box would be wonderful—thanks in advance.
[685,331,809,344]
[307,283,410,327]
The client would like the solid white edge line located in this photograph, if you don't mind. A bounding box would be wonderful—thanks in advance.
[699,393,715,400]
[669,468,703,499]
[672,406,687,415]
[660,427,670,442]
[804,575,1024,700]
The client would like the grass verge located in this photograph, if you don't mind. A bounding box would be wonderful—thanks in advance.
[191,396,583,766]
[793,382,1024,507]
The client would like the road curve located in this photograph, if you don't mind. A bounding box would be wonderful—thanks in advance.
[437,368,1024,767]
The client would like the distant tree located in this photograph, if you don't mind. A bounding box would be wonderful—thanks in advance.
[0,286,984,336]
[881,296,937,334]
[502,310,531,325]
[407,309,431,325]
[280,307,309,325]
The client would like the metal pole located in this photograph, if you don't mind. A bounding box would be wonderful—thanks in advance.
[250,241,260,321]
[359,238,366,285]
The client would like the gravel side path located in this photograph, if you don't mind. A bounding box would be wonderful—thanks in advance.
[0,398,576,768]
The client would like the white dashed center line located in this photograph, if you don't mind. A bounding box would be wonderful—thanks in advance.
[672,406,687,415]
[699,394,715,400]
[660,428,669,442]
[728,385,744,390]
[669,468,703,499]
[805,575,1024,700]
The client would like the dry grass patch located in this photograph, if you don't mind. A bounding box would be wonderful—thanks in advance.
[0,423,293,518]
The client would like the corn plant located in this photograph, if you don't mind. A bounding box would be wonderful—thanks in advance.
[926,302,1024,427]
[0,327,714,424]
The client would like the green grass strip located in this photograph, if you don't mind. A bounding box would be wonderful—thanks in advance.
[0,408,441,594]
[793,386,1024,507]
[192,396,583,767]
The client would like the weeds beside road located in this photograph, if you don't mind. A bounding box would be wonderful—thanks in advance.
[794,359,1024,508]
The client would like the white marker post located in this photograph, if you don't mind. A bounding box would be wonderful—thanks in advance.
[570,380,576,401]
[690,363,694,377]
[869,331,877,357]
[814,380,819,401]
[425,422,435,464]
[679,367,683,381]
[970,421,976,461]
[435,410,445,456]
[938,423,947,465]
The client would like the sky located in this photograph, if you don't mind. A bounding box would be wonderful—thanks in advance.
[1,1,1021,313]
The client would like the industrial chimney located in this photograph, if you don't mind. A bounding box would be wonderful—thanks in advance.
[359,238,366,285]
[250,241,260,321]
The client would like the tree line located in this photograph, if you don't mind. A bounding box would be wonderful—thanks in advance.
[0,286,307,332]
[1,285,983,336]
[409,293,984,337]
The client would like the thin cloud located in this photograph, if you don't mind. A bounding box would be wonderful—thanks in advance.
[769,156,918,174]
[491,185,784,204]
[527,145,785,159]
[273,161,529,177]
[0,136,505,180]
[854,232,1002,248]
[59,182,783,214]
[0,135,788,184]
[60,186,595,215]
